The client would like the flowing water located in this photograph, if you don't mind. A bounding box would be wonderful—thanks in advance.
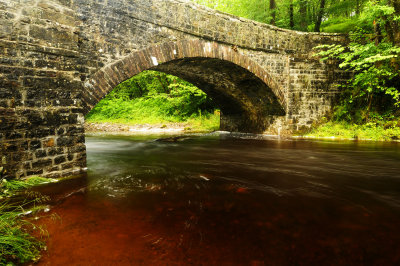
[35,133,400,265]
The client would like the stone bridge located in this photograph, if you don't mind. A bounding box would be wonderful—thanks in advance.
[0,0,348,179]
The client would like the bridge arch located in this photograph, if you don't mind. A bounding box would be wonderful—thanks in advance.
[82,40,286,132]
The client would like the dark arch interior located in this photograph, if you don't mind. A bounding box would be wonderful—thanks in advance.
[151,57,285,133]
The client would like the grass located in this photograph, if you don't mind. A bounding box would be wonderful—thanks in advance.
[0,176,56,265]
[304,121,400,141]
[319,17,360,33]
[1,177,56,198]
[181,111,220,132]
[86,98,221,133]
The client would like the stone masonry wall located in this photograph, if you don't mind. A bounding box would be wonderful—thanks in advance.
[0,0,347,179]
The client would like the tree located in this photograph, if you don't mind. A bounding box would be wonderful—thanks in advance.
[299,0,308,31]
[314,0,326,32]
[385,0,400,45]
[289,0,295,29]
[270,0,277,25]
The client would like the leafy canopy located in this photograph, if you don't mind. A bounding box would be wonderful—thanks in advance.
[314,1,400,123]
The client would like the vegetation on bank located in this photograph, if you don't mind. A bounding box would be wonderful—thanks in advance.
[305,120,400,141]
[0,176,55,265]
[85,71,220,132]
[307,0,400,140]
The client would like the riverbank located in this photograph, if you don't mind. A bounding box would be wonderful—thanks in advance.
[85,115,219,135]
[85,120,400,142]
[303,121,400,141]
[85,122,186,135]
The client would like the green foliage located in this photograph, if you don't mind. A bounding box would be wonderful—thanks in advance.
[181,110,221,132]
[0,201,46,265]
[362,1,396,21]
[320,17,360,33]
[86,71,219,131]
[317,39,400,121]
[0,177,54,265]
[1,177,55,198]
[306,121,400,141]
[314,0,400,124]
[192,0,369,32]
[194,0,270,23]
[316,39,400,102]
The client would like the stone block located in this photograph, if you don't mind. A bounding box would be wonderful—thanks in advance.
[32,158,52,169]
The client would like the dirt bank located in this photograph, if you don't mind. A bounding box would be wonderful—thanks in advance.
[84,122,187,135]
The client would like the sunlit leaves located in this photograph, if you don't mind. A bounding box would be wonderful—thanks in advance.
[192,0,370,32]
[363,1,395,19]
[315,29,400,122]
[86,71,216,123]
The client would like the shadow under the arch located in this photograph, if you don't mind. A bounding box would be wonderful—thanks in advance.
[152,57,286,133]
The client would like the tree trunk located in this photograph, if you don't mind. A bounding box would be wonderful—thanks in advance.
[388,0,400,74]
[389,0,400,45]
[300,0,307,31]
[289,0,294,29]
[270,0,276,25]
[307,1,314,26]
[391,0,400,14]
[383,15,396,45]
[314,0,326,32]
[356,0,361,16]
[366,93,373,121]
[373,19,382,46]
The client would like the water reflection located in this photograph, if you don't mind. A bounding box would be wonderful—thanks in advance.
[36,133,400,265]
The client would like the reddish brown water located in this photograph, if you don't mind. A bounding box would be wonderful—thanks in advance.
[35,134,400,265]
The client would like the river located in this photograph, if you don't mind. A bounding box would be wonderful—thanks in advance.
[35,133,400,265]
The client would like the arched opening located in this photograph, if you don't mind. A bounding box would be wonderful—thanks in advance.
[85,70,220,132]
[82,40,286,133]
